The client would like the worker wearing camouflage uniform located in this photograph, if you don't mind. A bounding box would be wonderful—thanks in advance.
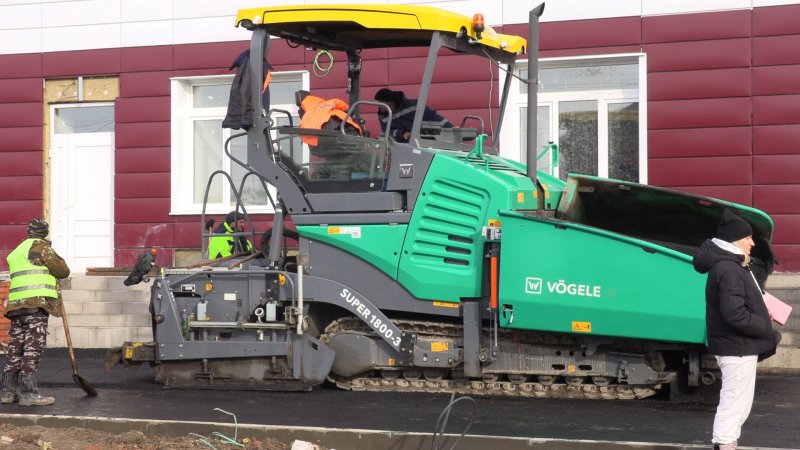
[1,219,70,406]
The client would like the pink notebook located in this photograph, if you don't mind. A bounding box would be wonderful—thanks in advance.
[763,291,792,326]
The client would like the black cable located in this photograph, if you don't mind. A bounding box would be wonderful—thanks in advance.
[432,392,477,450]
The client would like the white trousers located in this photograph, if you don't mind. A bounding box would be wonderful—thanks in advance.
[713,355,759,445]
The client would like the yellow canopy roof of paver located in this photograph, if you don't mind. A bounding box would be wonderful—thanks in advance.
[235,4,526,55]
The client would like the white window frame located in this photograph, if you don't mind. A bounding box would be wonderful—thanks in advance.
[170,71,309,215]
[500,53,648,184]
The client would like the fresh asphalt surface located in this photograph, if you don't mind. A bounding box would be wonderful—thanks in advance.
[1,349,799,448]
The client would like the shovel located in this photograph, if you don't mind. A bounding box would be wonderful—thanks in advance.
[60,303,97,396]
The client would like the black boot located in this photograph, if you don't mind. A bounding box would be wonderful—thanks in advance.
[0,372,19,404]
[18,373,54,406]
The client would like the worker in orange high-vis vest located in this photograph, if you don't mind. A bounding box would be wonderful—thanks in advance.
[298,94,361,145]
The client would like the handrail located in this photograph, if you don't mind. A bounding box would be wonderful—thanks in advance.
[536,141,559,176]
[199,170,257,259]
[459,115,485,136]
[345,100,393,144]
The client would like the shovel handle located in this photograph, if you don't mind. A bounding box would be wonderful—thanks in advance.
[60,301,97,395]
[60,302,78,375]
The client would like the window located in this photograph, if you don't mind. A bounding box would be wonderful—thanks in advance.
[500,54,647,183]
[170,72,308,215]
[54,105,115,133]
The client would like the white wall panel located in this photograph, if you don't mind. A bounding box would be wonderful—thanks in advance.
[173,16,248,45]
[121,0,173,22]
[0,28,41,54]
[172,0,270,19]
[642,0,750,16]
[401,0,502,26]
[2,0,800,55]
[42,0,121,27]
[311,0,388,4]
[503,0,641,24]
[0,3,41,30]
[42,23,120,52]
[121,21,173,48]
[0,0,41,4]
[753,0,800,6]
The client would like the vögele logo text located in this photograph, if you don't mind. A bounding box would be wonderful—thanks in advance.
[524,277,542,294]
[524,277,602,298]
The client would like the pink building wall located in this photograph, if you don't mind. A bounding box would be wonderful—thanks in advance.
[0,5,798,271]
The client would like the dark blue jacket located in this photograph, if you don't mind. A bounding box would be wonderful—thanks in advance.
[378,97,451,142]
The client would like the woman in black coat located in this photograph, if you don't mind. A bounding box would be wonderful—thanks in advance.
[693,209,781,450]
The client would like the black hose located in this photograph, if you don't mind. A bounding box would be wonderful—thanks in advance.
[432,392,476,450]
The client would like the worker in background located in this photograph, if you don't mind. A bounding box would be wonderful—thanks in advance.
[374,88,452,142]
[1,219,69,406]
[693,209,781,450]
[208,211,253,259]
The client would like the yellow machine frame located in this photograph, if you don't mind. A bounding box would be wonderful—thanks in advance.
[235,4,526,55]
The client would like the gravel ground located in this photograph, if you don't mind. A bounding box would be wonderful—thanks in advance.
[0,423,305,450]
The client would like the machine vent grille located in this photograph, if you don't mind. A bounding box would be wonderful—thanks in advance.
[410,178,486,268]
[449,153,520,172]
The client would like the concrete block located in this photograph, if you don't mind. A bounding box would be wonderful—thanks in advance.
[46,325,93,348]
[778,332,800,346]
[768,288,800,305]
[766,273,800,289]
[135,326,154,342]
[63,302,83,314]
[758,345,800,371]
[134,290,153,303]
[777,317,800,333]
[108,276,150,292]
[46,322,62,339]
[67,276,109,291]
[47,325,142,348]
[62,289,96,302]
[46,328,65,347]
[66,314,149,327]
[92,328,136,348]
[81,302,124,315]
[126,315,152,327]
[122,302,150,315]
[94,290,136,302]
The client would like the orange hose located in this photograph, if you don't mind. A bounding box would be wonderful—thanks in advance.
[490,255,498,309]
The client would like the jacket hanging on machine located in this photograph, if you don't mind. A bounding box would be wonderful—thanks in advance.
[223,49,272,130]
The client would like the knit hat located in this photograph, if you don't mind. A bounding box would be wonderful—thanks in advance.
[374,88,402,103]
[717,209,752,243]
[225,211,243,224]
[27,218,49,238]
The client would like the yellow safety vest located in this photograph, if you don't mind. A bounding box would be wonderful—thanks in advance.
[208,221,252,259]
[7,238,57,303]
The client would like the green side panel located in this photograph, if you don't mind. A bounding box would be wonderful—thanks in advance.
[503,159,567,210]
[297,224,407,279]
[397,153,537,301]
[497,211,707,344]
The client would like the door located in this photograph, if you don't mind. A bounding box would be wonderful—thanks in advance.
[50,104,115,271]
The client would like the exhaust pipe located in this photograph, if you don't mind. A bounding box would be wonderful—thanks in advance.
[700,371,717,386]
[527,4,545,209]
